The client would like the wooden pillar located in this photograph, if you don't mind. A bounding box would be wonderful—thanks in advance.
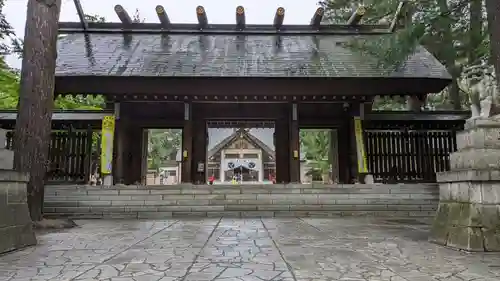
[141,129,148,184]
[328,129,340,183]
[191,113,207,184]
[348,103,370,183]
[337,116,351,184]
[289,103,300,183]
[337,103,366,184]
[113,102,126,184]
[83,124,93,183]
[123,125,144,185]
[181,102,193,183]
[275,105,290,183]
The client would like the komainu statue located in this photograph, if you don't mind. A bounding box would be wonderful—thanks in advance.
[430,64,500,251]
[461,65,500,118]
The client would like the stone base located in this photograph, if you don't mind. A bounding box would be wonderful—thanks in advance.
[430,117,500,252]
[429,175,500,251]
[0,170,37,254]
[429,201,500,251]
[0,149,13,170]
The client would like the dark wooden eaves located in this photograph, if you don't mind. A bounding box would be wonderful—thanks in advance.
[366,110,470,121]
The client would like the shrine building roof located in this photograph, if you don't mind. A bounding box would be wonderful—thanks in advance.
[54,4,451,95]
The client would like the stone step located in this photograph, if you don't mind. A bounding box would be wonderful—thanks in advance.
[45,184,438,195]
[44,198,438,206]
[43,210,436,219]
[45,189,438,197]
[43,184,438,218]
[46,183,437,189]
[44,198,438,207]
[43,204,437,213]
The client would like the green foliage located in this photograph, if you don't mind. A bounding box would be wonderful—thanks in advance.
[300,130,331,177]
[132,9,145,23]
[322,0,489,110]
[85,14,106,23]
[54,95,105,110]
[0,11,107,111]
[0,61,19,108]
[348,25,425,71]
[147,129,182,171]
[0,67,105,109]
[0,0,19,56]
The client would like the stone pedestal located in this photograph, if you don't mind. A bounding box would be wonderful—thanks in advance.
[429,117,500,251]
[0,129,36,254]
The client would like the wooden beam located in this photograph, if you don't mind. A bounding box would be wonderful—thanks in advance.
[310,7,324,28]
[347,6,366,26]
[289,103,300,183]
[196,6,208,29]
[181,103,193,183]
[236,6,246,30]
[273,7,285,29]
[72,0,88,30]
[114,5,132,25]
[58,22,393,35]
[55,76,451,97]
[155,5,171,28]
[389,2,406,32]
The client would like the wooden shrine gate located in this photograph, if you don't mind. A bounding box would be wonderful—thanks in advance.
[6,129,97,183]
[0,110,468,185]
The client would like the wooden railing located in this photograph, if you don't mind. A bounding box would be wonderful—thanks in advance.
[363,129,457,183]
[6,130,95,183]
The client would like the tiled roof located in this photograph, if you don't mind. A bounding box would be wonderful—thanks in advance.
[56,32,450,79]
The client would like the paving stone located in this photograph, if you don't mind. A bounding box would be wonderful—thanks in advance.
[0,218,499,281]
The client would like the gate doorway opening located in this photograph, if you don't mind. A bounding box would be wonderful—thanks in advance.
[206,120,276,184]
[299,128,340,184]
[145,128,183,185]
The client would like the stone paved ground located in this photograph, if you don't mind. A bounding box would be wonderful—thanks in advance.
[0,218,499,281]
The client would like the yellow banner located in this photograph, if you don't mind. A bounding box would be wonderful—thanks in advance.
[354,116,368,173]
[101,115,115,174]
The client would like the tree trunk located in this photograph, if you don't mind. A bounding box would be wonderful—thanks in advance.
[406,95,422,112]
[436,0,461,110]
[14,0,62,221]
[468,0,482,65]
[486,0,500,93]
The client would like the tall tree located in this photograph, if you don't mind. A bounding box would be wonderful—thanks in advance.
[485,0,500,94]
[14,0,62,221]
[322,0,486,110]
[0,0,18,55]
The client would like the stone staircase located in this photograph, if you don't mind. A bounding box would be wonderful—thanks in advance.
[44,183,438,219]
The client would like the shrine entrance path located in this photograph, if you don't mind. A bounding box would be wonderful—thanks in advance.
[1,218,499,281]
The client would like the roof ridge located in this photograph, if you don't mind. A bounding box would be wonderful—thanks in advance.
[58,22,393,36]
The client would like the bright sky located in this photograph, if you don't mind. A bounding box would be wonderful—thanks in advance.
[4,0,319,69]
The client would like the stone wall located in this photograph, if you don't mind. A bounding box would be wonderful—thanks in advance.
[0,129,36,254]
[44,183,438,218]
[430,118,500,251]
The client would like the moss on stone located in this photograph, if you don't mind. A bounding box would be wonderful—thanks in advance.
[482,228,500,251]
[446,226,484,251]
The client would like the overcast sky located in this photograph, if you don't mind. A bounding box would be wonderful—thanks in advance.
[4,0,319,69]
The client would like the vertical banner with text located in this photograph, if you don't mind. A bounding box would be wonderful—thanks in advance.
[101,115,115,174]
[354,116,368,174]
